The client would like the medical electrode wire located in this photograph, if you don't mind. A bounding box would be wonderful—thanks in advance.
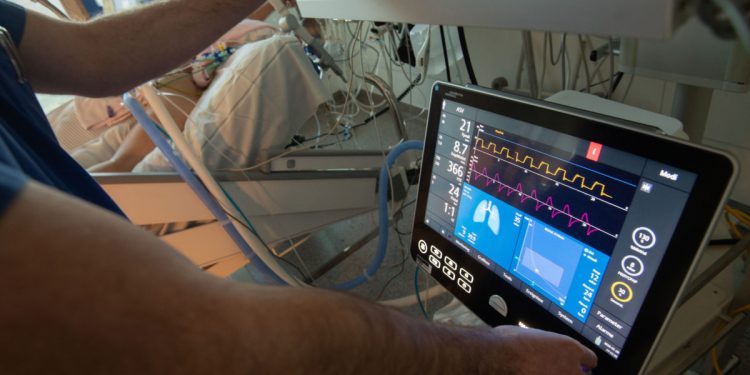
[374,245,408,300]
[220,103,347,172]
[549,33,566,66]
[415,266,430,319]
[577,35,593,93]
[369,84,399,232]
[32,0,69,19]
[156,91,320,281]
[157,73,409,290]
[222,209,310,282]
[141,21,431,293]
[621,74,635,103]
[155,32,408,287]
[313,20,426,146]
[136,85,299,286]
[457,27,478,85]
[439,26,452,82]
[607,37,616,98]
[123,92,287,285]
[150,22,433,291]
[713,0,750,54]
[158,91,198,106]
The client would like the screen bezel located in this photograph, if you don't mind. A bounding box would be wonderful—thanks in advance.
[410,82,737,374]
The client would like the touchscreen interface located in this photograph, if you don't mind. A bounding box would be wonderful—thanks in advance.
[423,98,698,359]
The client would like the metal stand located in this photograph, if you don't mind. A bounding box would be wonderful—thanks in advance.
[522,31,540,99]
[681,234,750,306]
[647,232,750,374]
[671,83,714,142]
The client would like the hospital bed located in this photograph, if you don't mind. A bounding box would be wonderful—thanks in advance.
[91,33,415,279]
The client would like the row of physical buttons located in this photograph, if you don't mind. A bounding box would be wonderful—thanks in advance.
[418,240,446,260]
[441,266,472,292]
[457,278,472,293]
[430,245,443,259]
[418,239,473,293]
[459,268,474,283]
[430,256,473,283]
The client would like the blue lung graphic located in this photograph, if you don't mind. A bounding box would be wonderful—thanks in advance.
[473,200,501,235]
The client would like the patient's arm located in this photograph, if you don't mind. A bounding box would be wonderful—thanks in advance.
[0,182,596,374]
[88,73,199,173]
[87,125,154,172]
[19,0,266,97]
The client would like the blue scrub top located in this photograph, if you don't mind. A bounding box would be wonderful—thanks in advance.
[0,0,124,217]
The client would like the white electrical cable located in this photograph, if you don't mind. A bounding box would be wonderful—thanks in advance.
[621,73,636,103]
[220,75,353,172]
[713,0,750,54]
[140,83,300,286]
[560,34,568,89]
[156,94,320,285]
[30,0,69,19]
[607,37,615,98]
[156,89,434,302]
[158,93,247,168]
[313,113,323,149]
[445,27,465,84]
[539,32,549,96]
[577,35,592,93]
[158,91,198,106]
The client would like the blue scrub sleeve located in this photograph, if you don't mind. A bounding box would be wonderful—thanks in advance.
[0,163,27,217]
[0,0,27,46]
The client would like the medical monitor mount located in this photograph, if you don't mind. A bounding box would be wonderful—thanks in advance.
[409,83,736,374]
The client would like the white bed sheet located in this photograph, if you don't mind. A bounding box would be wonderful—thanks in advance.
[134,35,330,172]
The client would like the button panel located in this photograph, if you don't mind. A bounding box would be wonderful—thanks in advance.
[459,268,474,283]
[416,238,474,294]
[428,254,442,269]
[430,245,443,259]
[418,240,428,254]
[457,278,472,293]
[444,256,458,270]
[442,266,456,280]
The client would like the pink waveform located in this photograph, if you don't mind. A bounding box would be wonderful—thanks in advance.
[473,168,600,236]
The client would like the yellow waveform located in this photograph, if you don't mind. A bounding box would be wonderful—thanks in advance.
[476,138,614,199]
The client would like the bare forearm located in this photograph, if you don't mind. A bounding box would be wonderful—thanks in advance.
[21,0,266,96]
[0,183,593,374]
[0,183,466,374]
[211,284,491,374]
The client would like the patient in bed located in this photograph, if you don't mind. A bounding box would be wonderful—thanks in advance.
[49,20,329,173]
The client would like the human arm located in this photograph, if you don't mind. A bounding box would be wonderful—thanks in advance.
[87,77,198,173]
[18,0,266,97]
[87,124,154,172]
[0,181,596,374]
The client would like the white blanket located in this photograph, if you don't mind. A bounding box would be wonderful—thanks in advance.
[134,35,330,172]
